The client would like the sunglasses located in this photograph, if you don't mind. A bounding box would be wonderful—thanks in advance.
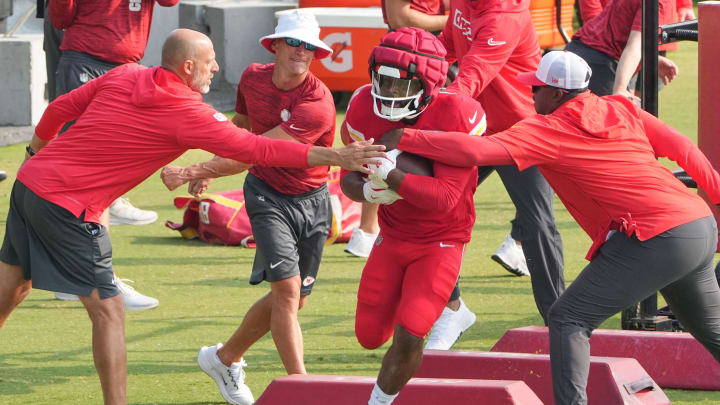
[532,85,569,94]
[284,38,318,51]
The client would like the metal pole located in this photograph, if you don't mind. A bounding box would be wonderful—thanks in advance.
[641,0,659,116]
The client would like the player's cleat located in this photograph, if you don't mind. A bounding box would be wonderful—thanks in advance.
[54,277,159,310]
[491,234,530,277]
[198,343,254,405]
[425,298,477,350]
[344,228,379,258]
[109,197,158,226]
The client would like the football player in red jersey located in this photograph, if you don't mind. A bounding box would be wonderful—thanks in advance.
[340,27,486,405]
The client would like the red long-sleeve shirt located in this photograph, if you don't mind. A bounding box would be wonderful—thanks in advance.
[342,85,486,243]
[21,64,310,224]
[51,0,178,64]
[439,0,540,134]
[399,92,720,259]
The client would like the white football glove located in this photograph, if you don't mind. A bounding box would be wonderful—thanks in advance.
[363,181,403,205]
[367,149,403,188]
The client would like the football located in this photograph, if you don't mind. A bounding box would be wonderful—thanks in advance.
[396,151,433,177]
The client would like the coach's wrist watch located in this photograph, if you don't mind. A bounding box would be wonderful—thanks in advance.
[26,145,36,157]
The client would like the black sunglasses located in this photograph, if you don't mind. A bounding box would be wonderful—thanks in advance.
[532,85,569,94]
[284,38,318,51]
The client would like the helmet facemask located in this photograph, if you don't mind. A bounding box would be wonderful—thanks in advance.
[371,65,426,121]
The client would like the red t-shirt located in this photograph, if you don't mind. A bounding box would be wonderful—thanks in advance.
[21,65,311,223]
[51,0,178,64]
[343,85,485,243]
[381,0,446,25]
[236,64,336,195]
[440,0,540,134]
[578,0,692,25]
[573,0,675,61]
[398,92,720,259]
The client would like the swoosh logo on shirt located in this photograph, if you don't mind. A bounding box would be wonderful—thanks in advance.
[468,111,478,124]
[270,260,285,269]
[289,124,305,131]
[439,242,455,248]
[487,38,506,46]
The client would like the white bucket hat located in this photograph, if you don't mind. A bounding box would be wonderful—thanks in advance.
[517,50,592,90]
[259,9,333,60]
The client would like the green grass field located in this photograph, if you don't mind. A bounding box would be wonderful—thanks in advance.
[1,40,718,404]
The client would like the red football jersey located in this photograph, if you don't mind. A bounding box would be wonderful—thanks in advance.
[343,85,486,243]
[236,64,336,195]
[51,0,178,64]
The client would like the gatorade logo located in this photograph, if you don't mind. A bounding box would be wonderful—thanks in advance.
[129,0,141,12]
[321,32,352,73]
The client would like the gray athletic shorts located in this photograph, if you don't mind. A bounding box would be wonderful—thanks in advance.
[243,174,332,296]
[0,181,118,298]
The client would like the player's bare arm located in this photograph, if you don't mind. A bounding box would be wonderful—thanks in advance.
[310,140,386,174]
[340,171,368,202]
[160,156,251,191]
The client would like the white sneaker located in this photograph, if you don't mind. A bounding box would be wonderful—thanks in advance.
[425,298,477,350]
[54,278,158,310]
[344,228,379,258]
[198,343,254,405]
[109,197,158,226]
[116,278,159,310]
[491,234,530,277]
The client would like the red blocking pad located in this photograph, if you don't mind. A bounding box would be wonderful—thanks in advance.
[254,374,543,405]
[415,350,669,405]
[491,326,720,390]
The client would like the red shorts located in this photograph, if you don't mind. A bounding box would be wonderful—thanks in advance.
[354,234,466,349]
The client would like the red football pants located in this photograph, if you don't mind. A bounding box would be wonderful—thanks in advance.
[355,235,466,349]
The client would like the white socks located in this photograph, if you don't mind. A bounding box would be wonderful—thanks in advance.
[368,383,398,405]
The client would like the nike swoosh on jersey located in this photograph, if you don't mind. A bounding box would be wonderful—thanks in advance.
[487,38,506,46]
[270,260,285,269]
[289,124,305,131]
[439,242,455,248]
[468,110,478,124]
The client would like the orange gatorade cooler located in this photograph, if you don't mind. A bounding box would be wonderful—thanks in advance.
[276,7,387,91]
[530,0,575,49]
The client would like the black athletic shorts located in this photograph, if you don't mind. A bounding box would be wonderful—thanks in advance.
[0,181,118,298]
[243,174,332,296]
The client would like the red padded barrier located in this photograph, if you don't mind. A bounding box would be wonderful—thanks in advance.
[698,2,720,252]
[254,374,543,404]
[415,350,669,405]
[491,326,720,390]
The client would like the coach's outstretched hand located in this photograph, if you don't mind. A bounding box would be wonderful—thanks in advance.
[378,128,404,151]
[319,140,385,174]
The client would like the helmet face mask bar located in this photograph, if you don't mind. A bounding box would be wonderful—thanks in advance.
[371,65,425,121]
[368,27,449,122]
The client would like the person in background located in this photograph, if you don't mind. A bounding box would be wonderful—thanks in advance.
[437,0,566,324]
[160,11,338,405]
[566,0,681,102]
[47,0,181,308]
